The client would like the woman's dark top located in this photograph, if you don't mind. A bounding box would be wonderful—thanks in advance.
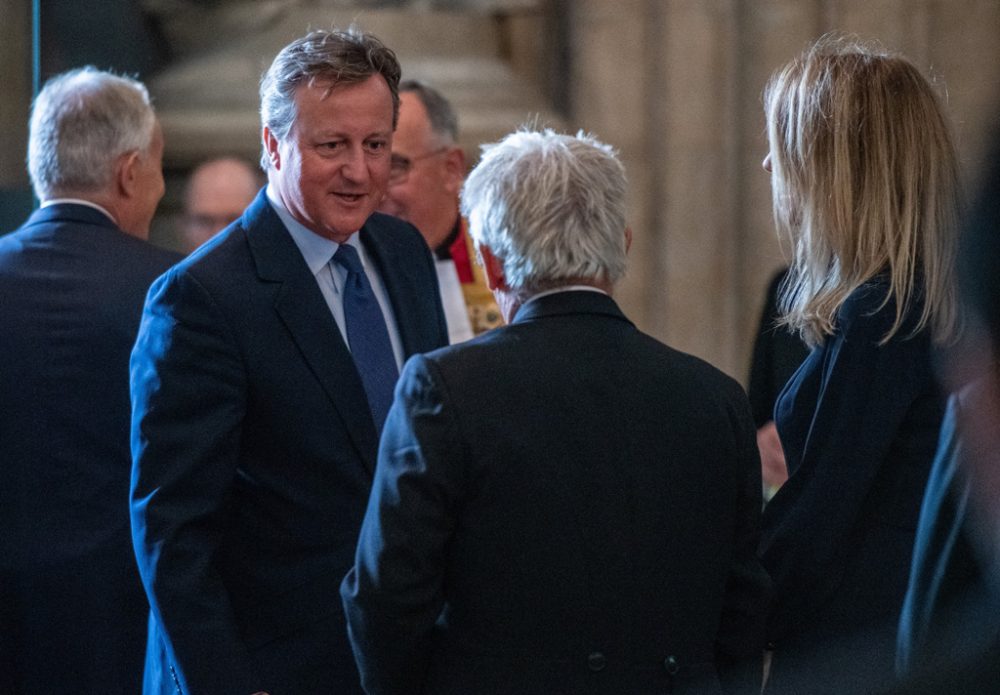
[759,276,945,693]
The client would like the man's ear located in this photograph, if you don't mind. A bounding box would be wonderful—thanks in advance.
[263,126,281,170]
[624,226,633,254]
[443,146,466,195]
[116,150,141,198]
[478,243,506,291]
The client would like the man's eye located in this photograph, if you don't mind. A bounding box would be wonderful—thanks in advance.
[367,141,388,152]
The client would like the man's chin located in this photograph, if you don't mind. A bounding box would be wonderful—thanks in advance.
[315,213,375,242]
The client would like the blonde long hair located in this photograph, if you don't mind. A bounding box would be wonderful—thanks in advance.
[765,35,962,347]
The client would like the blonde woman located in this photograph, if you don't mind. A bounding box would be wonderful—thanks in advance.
[758,36,961,694]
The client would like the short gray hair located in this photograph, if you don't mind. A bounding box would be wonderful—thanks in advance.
[28,67,156,200]
[260,27,401,170]
[460,128,628,296]
[400,79,458,144]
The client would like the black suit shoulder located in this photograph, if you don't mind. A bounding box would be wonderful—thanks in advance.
[171,218,252,281]
[425,296,750,411]
[0,213,179,272]
[653,336,750,399]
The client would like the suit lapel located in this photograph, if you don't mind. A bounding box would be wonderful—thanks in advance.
[243,192,379,473]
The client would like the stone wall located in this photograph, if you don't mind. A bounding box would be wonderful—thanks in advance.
[568,0,1000,380]
[3,0,998,381]
[0,0,33,230]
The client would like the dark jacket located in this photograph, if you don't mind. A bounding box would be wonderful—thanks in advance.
[342,290,771,695]
[896,386,1000,678]
[760,278,945,694]
[130,190,448,694]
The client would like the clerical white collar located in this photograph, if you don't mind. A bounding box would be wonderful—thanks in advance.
[41,198,117,225]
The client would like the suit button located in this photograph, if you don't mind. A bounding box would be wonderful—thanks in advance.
[587,651,607,672]
[664,655,679,675]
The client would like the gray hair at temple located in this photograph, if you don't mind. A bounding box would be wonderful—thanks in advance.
[28,67,156,201]
[400,79,458,144]
[460,128,628,296]
[259,26,401,170]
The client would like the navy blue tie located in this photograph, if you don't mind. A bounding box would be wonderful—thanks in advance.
[333,243,399,433]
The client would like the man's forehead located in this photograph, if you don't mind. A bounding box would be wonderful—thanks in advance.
[394,94,434,148]
[298,74,390,99]
[295,76,393,123]
[399,93,431,123]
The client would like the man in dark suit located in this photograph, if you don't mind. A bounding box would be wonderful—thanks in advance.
[129,28,448,695]
[0,67,179,693]
[341,129,771,695]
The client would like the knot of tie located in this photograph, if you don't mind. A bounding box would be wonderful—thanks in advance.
[334,243,366,280]
[333,243,363,273]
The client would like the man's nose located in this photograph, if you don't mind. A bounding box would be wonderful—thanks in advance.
[341,145,369,182]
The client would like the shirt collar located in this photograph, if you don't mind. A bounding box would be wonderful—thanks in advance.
[41,198,117,225]
[266,184,362,274]
[523,285,608,307]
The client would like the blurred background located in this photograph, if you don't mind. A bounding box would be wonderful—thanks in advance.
[2,0,998,380]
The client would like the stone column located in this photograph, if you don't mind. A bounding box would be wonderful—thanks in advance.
[653,0,744,375]
[570,0,752,377]
[0,0,33,231]
[568,0,658,331]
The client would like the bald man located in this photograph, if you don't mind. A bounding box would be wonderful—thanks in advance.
[181,157,260,252]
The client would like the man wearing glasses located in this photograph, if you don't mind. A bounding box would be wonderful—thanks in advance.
[379,80,501,342]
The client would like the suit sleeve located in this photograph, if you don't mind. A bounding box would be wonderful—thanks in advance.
[130,268,259,694]
[716,384,772,694]
[895,395,965,674]
[341,354,463,695]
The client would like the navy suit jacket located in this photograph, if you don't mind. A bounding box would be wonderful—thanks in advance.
[0,204,180,693]
[342,290,771,695]
[760,278,944,694]
[130,191,448,694]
